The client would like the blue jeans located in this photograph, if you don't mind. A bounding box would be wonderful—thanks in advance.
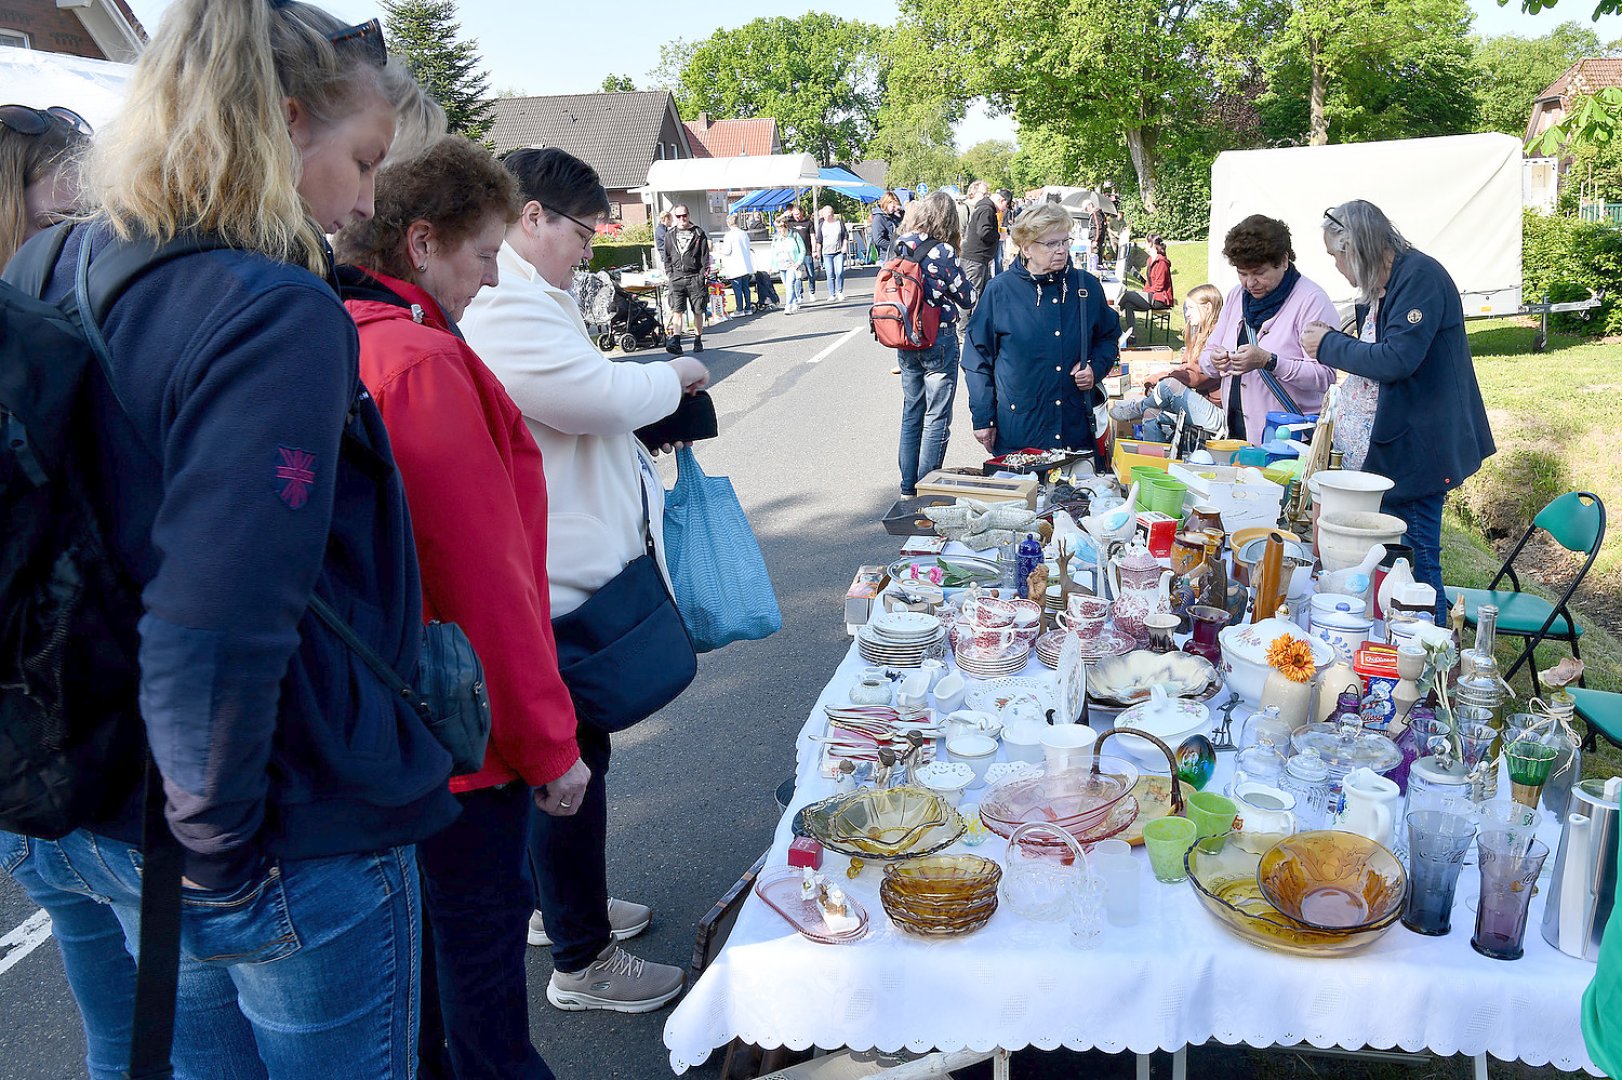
[419,784,554,1080]
[1384,491,1447,622]
[780,270,801,307]
[801,253,818,294]
[728,276,752,313]
[528,723,612,974]
[0,831,421,1080]
[823,253,845,295]
[897,334,961,494]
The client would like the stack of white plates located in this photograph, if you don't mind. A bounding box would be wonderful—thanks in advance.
[953,641,1032,679]
[857,611,946,667]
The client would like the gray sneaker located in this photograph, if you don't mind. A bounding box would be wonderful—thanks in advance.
[1110,395,1150,422]
[528,897,651,947]
[546,944,684,1013]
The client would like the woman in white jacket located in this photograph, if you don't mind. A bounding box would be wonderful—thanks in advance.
[460,146,708,1015]
[718,213,756,316]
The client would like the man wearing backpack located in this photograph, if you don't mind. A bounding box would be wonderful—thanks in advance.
[879,192,975,497]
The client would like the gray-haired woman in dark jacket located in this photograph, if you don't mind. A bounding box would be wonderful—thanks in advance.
[1303,199,1495,621]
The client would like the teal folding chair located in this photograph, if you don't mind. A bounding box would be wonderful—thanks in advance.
[1570,688,1622,753]
[1445,491,1605,699]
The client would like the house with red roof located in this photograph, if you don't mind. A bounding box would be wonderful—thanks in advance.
[1526,58,1622,147]
[682,113,781,159]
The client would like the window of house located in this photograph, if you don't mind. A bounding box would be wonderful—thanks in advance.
[0,28,30,49]
[656,143,664,160]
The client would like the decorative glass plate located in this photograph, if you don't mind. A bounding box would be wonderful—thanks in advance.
[799,786,966,860]
[754,870,870,944]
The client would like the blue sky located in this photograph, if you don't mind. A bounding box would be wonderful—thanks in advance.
[126,0,1622,150]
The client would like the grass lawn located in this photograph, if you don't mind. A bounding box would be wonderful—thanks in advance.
[1157,238,1621,775]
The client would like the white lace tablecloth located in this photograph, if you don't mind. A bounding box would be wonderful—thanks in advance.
[663,642,1602,1076]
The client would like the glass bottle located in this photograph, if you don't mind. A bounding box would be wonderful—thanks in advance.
[1280,748,1333,831]
[1454,604,1505,799]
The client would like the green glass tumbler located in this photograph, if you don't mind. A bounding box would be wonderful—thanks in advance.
[1143,816,1199,883]
[1186,791,1238,853]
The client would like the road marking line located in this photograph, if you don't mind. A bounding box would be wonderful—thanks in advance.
[806,327,861,365]
[0,909,52,977]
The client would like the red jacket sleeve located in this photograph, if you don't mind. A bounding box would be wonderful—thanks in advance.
[371,347,579,788]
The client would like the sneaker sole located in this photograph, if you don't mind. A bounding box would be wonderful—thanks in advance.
[545,979,682,1014]
[528,912,651,948]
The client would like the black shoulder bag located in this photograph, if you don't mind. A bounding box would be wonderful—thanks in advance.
[551,468,698,732]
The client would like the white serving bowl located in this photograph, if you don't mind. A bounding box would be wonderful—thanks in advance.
[914,761,975,806]
[1218,618,1337,705]
[945,733,999,784]
[1307,470,1394,518]
[1316,511,1408,572]
[1112,698,1210,768]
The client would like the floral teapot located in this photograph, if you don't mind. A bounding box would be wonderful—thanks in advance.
[1106,541,1172,644]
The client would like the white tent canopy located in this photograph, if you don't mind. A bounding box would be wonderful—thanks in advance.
[1,50,134,130]
[641,153,872,194]
[1208,133,1523,316]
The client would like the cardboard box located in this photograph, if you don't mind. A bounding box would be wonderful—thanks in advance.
[1168,461,1285,533]
[900,535,947,556]
[1111,437,1175,483]
[845,565,887,626]
[1137,511,1178,558]
[916,470,1038,508]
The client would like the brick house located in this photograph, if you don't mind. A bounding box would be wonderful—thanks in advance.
[1525,58,1622,147]
[681,112,779,158]
[489,90,693,226]
[0,0,145,61]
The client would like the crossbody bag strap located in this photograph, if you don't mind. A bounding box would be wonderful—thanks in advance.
[306,594,428,721]
[124,758,181,1080]
[1241,321,1303,416]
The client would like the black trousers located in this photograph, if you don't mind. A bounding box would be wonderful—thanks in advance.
[527,722,613,973]
[1118,291,1169,337]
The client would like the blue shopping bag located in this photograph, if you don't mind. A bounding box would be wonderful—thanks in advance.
[663,447,782,652]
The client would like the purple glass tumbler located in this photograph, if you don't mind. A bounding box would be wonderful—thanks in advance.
[1471,831,1550,961]
[1401,811,1477,936]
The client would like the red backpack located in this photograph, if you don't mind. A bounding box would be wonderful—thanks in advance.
[869,239,941,350]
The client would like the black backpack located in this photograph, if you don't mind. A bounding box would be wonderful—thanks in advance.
[2,225,222,1080]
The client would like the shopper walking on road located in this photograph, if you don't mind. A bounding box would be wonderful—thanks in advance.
[788,203,817,300]
[960,180,999,299]
[815,205,848,301]
[661,204,710,354]
[772,215,807,313]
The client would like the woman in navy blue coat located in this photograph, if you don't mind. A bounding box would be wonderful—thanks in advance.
[1303,200,1495,620]
[964,201,1120,457]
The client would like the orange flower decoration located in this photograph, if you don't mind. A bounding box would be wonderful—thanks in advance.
[1266,634,1317,684]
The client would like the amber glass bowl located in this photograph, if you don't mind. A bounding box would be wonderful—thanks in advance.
[1185,832,1403,957]
[882,855,1002,901]
[1256,831,1406,932]
[800,785,965,859]
[879,878,998,937]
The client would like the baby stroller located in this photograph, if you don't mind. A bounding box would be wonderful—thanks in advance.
[574,268,666,353]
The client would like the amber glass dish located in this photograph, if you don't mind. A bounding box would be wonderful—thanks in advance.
[1256,831,1406,932]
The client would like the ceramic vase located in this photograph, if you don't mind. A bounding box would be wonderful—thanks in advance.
[1258,669,1314,730]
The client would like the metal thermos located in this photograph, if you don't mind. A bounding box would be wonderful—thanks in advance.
[1542,776,1622,960]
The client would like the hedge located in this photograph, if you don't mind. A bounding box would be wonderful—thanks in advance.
[1522,209,1622,336]
[590,243,653,272]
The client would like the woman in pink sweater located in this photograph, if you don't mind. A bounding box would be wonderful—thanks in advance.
[1198,214,1339,443]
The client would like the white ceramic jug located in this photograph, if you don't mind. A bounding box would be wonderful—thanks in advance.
[1337,766,1401,847]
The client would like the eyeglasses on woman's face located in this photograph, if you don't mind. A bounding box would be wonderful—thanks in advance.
[1029,237,1069,251]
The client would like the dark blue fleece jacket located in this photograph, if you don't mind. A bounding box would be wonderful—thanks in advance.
[27,224,459,888]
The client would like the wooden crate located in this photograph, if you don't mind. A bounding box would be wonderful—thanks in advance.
[915,470,1038,508]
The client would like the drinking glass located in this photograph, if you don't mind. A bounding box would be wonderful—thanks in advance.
[1187,791,1239,853]
[1505,739,1559,809]
[1143,817,1198,883]
[1094,849,1141,927]
[1068,870,1106,949]
[1471,831,1550,960]
[1401,811,1477,936]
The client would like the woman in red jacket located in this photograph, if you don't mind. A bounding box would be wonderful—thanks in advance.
[334,136,579,1080]
[1118,233,1174,347]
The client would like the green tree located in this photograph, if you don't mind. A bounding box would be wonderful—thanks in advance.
[1259,0,1478,146]
[1473,22,1599,135]
[600,74,636,93]
[959,139,1016,192]
[381,0,493,139]
[647,38,695,91]
[900,0,1250,211]
[867,23,966,189]
[667,15,888,164]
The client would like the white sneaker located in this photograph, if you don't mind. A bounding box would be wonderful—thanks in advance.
[528,897,652,948]
[546,944,684,1014]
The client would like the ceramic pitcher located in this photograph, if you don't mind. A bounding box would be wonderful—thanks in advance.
[1107,542,1172,643]
[1337,766,1401,847]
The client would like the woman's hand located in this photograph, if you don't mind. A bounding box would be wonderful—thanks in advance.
[535,759,592,817]
[1072,363,1095,392]
[1226,344,1271,373]
[974,426,997,452]
[673,356,710,393]
[1301,321,1333,359]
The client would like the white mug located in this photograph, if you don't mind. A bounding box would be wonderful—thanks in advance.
[1042,724,1097,772]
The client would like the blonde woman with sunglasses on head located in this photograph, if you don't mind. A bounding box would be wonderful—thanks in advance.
[0,2,458,1076]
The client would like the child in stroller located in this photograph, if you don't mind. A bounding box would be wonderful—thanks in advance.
[575,267,667,353]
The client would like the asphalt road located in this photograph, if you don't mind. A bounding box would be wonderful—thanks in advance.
[0,268,1578,1080]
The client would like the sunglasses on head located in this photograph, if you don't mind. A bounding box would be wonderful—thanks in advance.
[326,17,388,68]
[1323,207,1348,231]
[0,105,92,137]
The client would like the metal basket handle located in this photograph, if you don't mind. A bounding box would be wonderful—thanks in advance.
[1091,727,1185,817]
